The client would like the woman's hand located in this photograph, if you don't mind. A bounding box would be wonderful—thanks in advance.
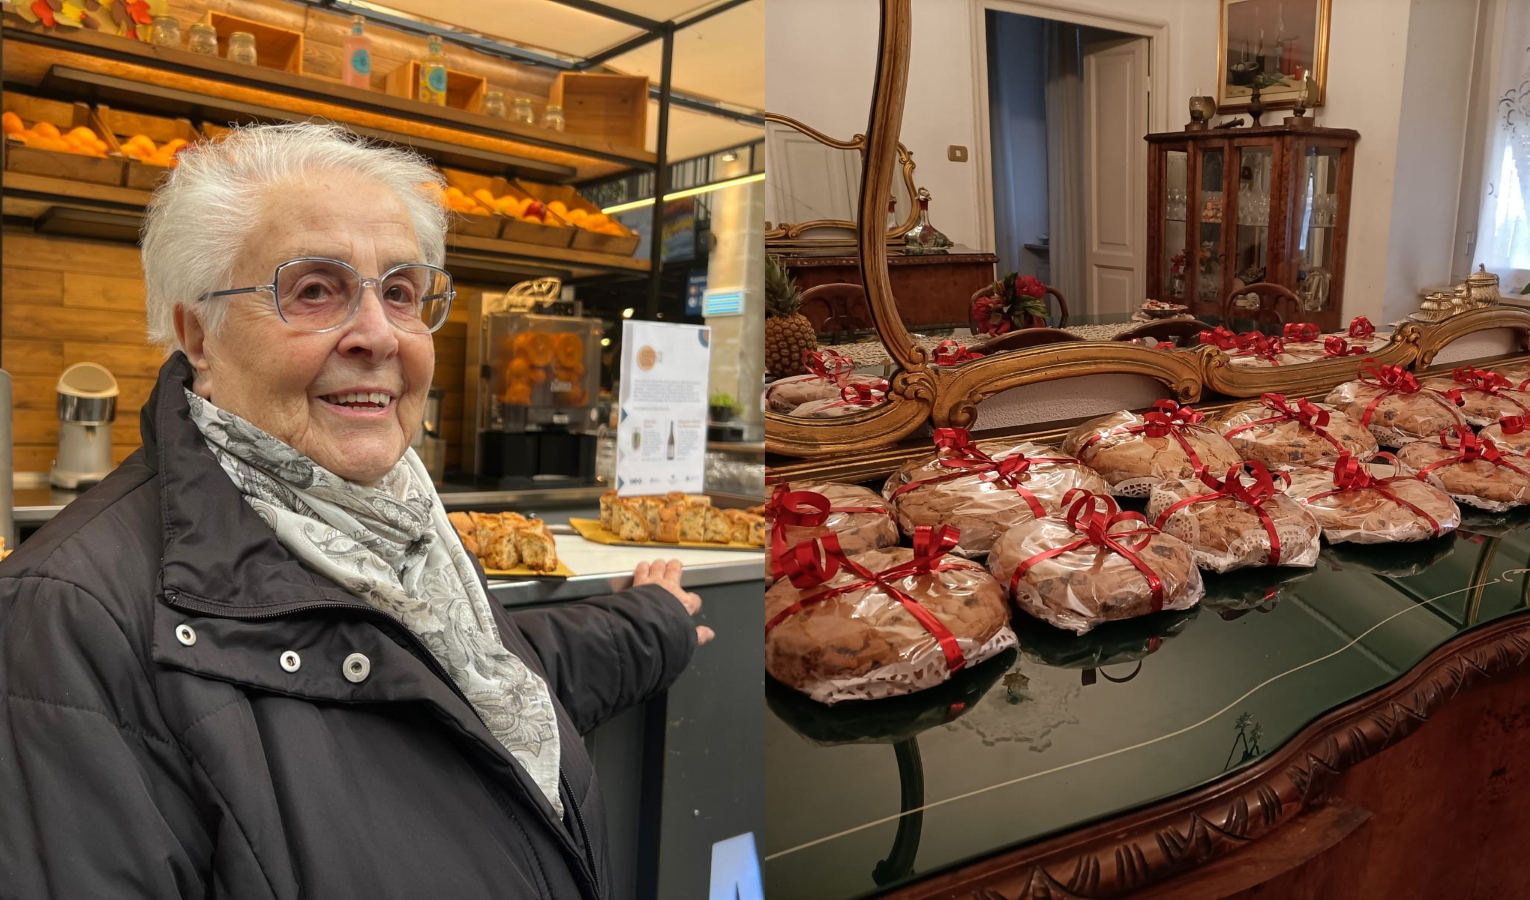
[633,559,715,645]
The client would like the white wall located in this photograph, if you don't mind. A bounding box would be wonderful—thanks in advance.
[767,0,1484,324]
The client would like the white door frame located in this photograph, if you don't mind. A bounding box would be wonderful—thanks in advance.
[967,0,1170,260]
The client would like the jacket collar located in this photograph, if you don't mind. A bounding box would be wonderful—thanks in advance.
[147,352,369,615]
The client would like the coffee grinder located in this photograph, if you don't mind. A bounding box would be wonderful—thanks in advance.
[51,362,117,490]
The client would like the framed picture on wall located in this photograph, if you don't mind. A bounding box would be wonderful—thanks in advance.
[1217,0,1331,113]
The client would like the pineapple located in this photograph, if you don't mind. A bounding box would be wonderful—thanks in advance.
[765,255,816,377]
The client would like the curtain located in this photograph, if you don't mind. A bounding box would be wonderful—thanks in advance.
[1045,22,1087,310]
[1473,0,1530,290]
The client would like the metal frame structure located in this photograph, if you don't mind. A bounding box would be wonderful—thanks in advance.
[309,0,764,316]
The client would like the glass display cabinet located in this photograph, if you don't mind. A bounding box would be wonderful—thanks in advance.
[1146,125,1358,331]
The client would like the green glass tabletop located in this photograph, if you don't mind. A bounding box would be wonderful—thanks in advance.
[763,510,1530,899]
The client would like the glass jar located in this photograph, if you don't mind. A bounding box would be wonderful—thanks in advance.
[511,97,535,126]
[481,91,507,119]
[150,15,182,49]
[227,32,258,66]
[187,23,218,57]
[904,187,952,255]
[543,104,565,131]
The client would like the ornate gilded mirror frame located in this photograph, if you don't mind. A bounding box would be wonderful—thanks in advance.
[763,112,921,243]
[764,0,1530,468]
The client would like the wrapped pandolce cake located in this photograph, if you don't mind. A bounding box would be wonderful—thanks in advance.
[1324,360,1468,447]
[765,527,1018,704]
[1395,429,1530,512]
[1284,453,1461,544]
[1147,461,1322,573]
[1061,400,1241,497]
[1217,393,1377,470]
[882,427,1108,557]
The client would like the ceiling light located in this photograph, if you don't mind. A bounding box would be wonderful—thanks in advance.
[721,151,738,162]
[601,173,766,214]
[621,307,634,318]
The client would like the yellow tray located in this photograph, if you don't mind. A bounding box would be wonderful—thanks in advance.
[569,517,763,551]
[482,560,576,579]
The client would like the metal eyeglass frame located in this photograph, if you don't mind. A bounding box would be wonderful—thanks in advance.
[198,256,457,334]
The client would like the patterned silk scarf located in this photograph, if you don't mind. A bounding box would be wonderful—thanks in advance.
[185,389,563,815]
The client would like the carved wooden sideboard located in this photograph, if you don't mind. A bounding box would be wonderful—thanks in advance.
[781,248,999,329]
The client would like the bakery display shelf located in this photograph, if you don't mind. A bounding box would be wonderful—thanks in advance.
[0,172,650,280]
[1,27,655,184]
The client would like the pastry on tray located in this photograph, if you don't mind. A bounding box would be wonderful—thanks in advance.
[882,428,1108,557]
[1323,360,1468,447]
[769,482,899,558]
[987,490,1203,635]
[766,530,1017,704]
[597,489,764,547]
[724,509,769,545]
[1216,393,1378,470]
[1147,462,1322,573]
[1420,368,1530,427]
[455,510,562,572]
[1061,401,1241,497]
[1283,453,1461,544]
[1395,429,1530,512]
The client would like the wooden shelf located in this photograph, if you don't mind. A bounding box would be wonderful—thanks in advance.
[1,171,649,281]
[1,26,655,184]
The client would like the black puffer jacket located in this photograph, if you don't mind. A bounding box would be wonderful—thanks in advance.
[0,354,697,899]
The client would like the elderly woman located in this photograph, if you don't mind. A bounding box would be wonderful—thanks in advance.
[0,123,711,899]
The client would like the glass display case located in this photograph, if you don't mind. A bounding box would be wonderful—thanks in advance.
[1147,125,1358,331]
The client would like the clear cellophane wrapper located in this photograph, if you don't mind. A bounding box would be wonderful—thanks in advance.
[788,393,887,418]
[1394,435,1530,512]
[1420,377,1530,427]
[986,496,1204,635]
[1146,473,1322,573]
[1478,418,1530,456]
[1216,399,1378,470]
[1227,350,1308,368]
[765,545,1018,704]
[776,481,901,555]
[1322,379,1468,447]
[1061,409,1242,498]
[882,438,1109,557]
[1284,460,1461,543]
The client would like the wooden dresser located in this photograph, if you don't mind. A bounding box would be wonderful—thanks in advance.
[780,245,998,329]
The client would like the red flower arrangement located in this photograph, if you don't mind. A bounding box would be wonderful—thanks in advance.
[972,272,1049,336]
[1170,251,1186,276]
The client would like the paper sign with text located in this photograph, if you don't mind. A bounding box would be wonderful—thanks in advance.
[616,320,711,495]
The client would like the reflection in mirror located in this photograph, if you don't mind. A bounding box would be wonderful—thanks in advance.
[763,114,919,245]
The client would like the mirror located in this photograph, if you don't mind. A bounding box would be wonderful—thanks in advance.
[764,114,919,247]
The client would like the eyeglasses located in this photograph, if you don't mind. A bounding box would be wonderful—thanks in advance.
[200,257,455,334]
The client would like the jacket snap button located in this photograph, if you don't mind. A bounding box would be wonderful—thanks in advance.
[343,652,371,683]
[280,651,302,673]
[175,624,196,646]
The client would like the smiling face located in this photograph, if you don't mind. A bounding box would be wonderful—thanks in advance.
[176,173,436,485]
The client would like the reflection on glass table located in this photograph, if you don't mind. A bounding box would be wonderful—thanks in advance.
[764,513,1530,900]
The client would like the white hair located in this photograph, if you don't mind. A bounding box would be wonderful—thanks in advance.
[141,121,447,350]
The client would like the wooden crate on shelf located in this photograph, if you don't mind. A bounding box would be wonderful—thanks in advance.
[550,72,648,150]
[94,105,200,190]
[2,93,124,186]
[201,12,304,75]
[515,179,640,256]
[439,168,574,248]
[383,62,487,113]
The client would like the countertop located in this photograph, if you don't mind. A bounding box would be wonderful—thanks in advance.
[763,510,1530,899]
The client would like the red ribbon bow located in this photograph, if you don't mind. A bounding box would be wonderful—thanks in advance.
[1324,335,1368,358]
[933,340,984,366]
[1233,333,1285,364]
[1283,322,1320,343]
[1417,427,1530,482]
[1009,490,1166,610]
[1356,358,1463,429]
[803,349,856,384]
[837,382,888,407]
[1348,316,1375,340]
[767,527,975,673]
[1199,326,1239,350]
[1224,393,1349,457]
[1154,461,1290,564]
[1501,416,1526,435]
[1308,452,1442,537]
[765,484,896,580]
[898,427,1076,519]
